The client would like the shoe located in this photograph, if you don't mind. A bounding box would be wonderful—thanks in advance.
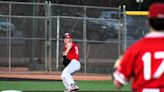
[64,89,77,92]
[64,89,71,92]
[64,89,68,92]
[65,84,79,92]
[70,84,79,91]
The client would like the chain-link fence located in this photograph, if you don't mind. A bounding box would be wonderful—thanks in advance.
[0,1,148,74]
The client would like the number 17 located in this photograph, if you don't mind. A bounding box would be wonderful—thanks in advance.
[142,51,164,80]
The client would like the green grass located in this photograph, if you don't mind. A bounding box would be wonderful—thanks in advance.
[0,80,131,91]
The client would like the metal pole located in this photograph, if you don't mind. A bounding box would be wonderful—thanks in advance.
[8,3,12,72]
[47,1,52,72]
[123,5,127,52]
[56,16,60,71]
[32,0,36,71]
[83,6,87,74]
[44,0,48,71]
[118,5,121,57]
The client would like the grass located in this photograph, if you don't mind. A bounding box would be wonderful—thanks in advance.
[0,80,131,91]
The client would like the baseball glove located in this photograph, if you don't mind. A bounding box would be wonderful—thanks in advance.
[63,56,71,67]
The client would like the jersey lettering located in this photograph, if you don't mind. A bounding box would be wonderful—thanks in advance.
[142,51,164,80]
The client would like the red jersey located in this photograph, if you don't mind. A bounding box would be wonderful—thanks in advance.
[64,42,79,61]
[114,32,164,92]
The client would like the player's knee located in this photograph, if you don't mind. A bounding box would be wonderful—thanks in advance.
[61,72,66,79]
[61,73,64,79]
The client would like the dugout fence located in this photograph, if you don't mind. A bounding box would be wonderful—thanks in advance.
[0,1,148,74]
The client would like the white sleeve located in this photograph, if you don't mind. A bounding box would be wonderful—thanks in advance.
[113,70,129,85]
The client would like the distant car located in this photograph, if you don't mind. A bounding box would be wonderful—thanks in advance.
[68,11,121,41]
[89,11,120,39]
[126,16,148,39]
[86,19,113,41]
[98,11,148,39]
[59,11,148,41]
[0,17,16,36]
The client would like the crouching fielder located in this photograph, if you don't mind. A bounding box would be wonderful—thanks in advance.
[61,33,81,92]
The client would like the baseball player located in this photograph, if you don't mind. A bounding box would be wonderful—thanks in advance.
[113,2,164,92]
[61,33,81,92]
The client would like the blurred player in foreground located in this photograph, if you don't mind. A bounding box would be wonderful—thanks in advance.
[61,33,81,92]
[113,2,164,92]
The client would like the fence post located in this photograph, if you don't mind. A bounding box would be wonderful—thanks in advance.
[56,16,60,71]
[45,0,52,72]
[8,3,12,72]
[47,1,52,72]
[118,5,122,57]
[83,6,87,74]
[122,5,127,52]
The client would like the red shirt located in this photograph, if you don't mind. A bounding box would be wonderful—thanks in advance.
[64,42,79,61]
[114,32,164,92]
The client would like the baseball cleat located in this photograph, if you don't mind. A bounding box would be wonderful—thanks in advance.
[70,84,79,92]
[71,90,78,92]
[64,89,78,92]
[65,84,79,92]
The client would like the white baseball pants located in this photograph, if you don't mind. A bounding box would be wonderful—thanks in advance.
[61,59,81,89]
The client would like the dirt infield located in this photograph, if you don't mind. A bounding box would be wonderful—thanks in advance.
[0,67,112,81]
[0,72,112,81]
